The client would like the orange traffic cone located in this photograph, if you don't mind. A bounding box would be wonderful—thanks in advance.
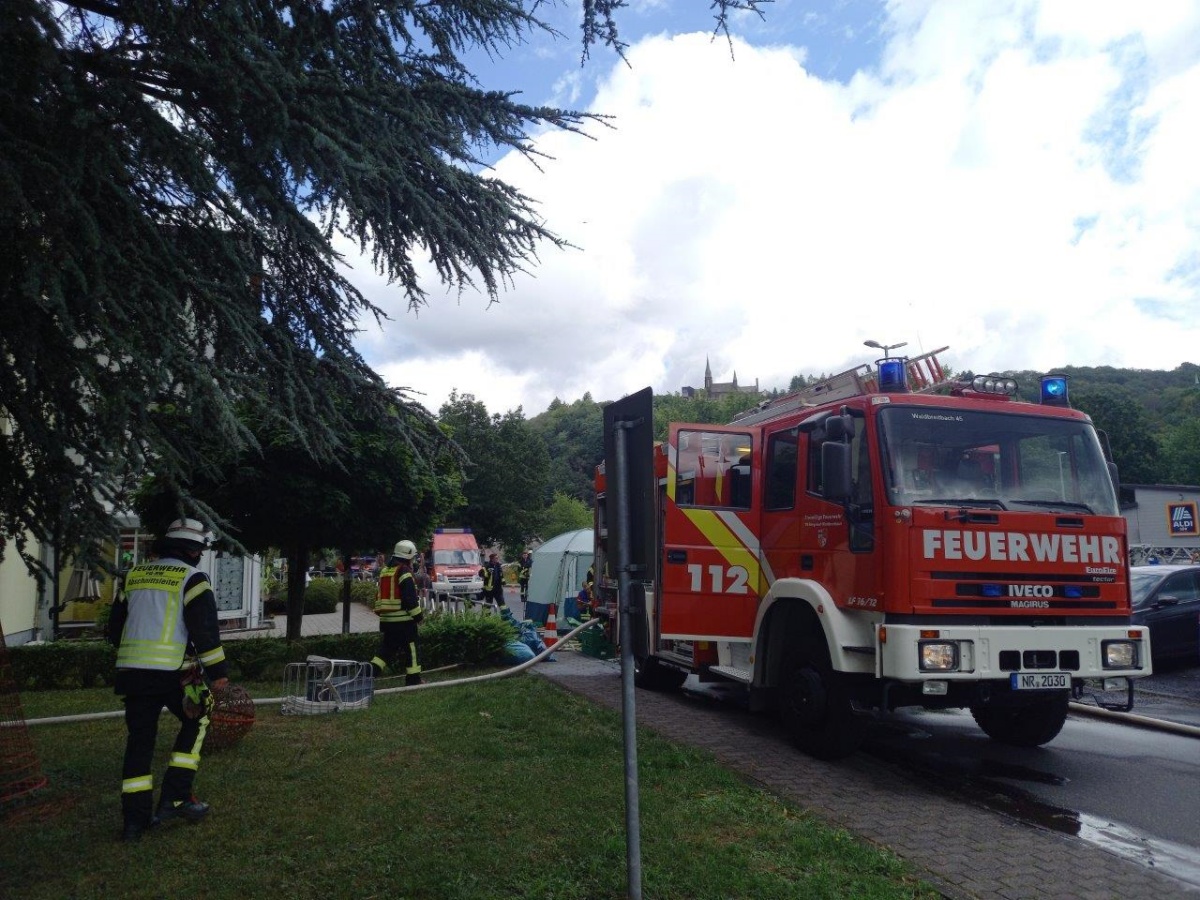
[543,604,558,646]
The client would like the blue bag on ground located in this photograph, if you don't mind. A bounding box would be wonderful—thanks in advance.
[517,620,553,660]
[502,640,535,664]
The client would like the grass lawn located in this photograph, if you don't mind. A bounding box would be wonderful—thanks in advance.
[4,671,939,899]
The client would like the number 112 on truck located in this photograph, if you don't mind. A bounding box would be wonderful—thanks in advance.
[593,349,1150,759]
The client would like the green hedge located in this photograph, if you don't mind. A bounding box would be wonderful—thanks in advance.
[264,578,377,615]
[9,612,515,691]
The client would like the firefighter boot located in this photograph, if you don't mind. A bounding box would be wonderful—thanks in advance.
[156,796,210,824]
[405,673,423,686]
[121,815,161,843]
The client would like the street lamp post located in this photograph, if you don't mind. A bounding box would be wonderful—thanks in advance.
[864,339,908,358]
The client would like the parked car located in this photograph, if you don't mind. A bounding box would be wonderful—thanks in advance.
[1130,564,1200,665]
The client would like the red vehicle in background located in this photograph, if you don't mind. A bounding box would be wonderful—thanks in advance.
[427,528,484,599]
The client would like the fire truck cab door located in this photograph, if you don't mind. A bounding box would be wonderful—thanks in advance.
[661,423,761,639]
[795,410,882,613]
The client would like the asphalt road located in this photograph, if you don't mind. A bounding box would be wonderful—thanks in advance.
[1133,659,1200,727]
[681,658,1200,891]
[869,704,1200,886]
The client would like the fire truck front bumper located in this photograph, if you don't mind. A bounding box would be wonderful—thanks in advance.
[876,623,1151,684]
[435,580,483,595]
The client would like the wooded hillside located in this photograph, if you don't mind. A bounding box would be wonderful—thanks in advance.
[527,362,1200,507]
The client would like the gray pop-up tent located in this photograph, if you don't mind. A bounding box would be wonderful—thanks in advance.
[525,529,594,624]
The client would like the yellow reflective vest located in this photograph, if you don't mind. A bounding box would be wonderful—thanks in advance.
[116,562,222,671]
[376,567,419,623]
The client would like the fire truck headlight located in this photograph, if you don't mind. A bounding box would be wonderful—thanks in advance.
[919,641,959,671]
[1102,640,1138,669]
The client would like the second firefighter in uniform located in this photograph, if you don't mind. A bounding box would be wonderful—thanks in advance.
[371,540,424,685]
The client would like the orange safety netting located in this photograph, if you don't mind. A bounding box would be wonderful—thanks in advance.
[0,617,48,818]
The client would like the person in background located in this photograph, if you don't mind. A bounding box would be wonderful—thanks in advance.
[575,578,593,620]
[476,556,490,609]
[517,550,532,605]
[413,554,432,604]
[108,518,229,842]
[486,552,506,611]
[371,540,424,685]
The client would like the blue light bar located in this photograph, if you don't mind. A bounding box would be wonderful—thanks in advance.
[981,583,1003,597]
[1064,585,1082,598]
[1040,374,1070,407]
[878,358,909,393]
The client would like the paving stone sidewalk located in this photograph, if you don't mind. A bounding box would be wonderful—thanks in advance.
[536,650,1199,900]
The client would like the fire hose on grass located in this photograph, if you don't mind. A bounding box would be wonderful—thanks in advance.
[13,616,605,728]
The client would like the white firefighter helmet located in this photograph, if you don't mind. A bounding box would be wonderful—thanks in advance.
[393,539,418,561]
[164,518,212,547]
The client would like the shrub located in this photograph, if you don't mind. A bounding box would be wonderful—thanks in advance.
[9,612,516,690]
[9,641,116,690]
[302,579,341,614]
[350,580,377,606]
[263,578,377,616]
[419,611,514,668]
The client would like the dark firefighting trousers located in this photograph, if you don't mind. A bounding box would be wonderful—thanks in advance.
[121,688,210,825]
[372,620,422,685]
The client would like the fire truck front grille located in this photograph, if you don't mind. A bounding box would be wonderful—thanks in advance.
[997,649,1078,671]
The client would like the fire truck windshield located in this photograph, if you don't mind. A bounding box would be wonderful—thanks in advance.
[877,406,1119,516]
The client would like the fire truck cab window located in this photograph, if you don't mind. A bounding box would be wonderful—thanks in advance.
[877,407,1119,516]
[806,414,874,549]
[675,430,753,510]
[765,429,799,510]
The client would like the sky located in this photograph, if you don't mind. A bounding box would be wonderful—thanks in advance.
[343,0,1200,418]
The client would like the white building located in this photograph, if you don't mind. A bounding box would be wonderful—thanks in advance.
[1120,483,1200,566]
[1,515,263,646]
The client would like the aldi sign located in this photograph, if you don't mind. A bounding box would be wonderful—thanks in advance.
[1167,501,1199,536]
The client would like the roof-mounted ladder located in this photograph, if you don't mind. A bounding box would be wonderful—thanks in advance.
[730,346,952,426]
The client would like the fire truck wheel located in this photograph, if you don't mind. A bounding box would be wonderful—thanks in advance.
[969,692,1069,747]
[633,655,688,691]
[778,641,864,760]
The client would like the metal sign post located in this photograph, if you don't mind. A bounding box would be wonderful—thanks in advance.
[613,417,643,900]
[603,386,654,900]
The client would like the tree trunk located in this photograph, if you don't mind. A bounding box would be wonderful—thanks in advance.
[286,545,308,642]
[341,549,353,635]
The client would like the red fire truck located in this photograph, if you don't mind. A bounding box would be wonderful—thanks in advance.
[593,349,1151,759]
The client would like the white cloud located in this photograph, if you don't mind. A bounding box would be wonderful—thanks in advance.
[348,0,1200,416]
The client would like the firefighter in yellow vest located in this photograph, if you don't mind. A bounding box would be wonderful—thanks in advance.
[107,518,229,842]
[370,540,424,685]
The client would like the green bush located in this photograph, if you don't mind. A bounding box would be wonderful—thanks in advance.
[302,578,341,614]
[9,612,515,690]
[350,580,377,606]
[9,641,117,690]
[263,578,377,616]
[420,612,515,669]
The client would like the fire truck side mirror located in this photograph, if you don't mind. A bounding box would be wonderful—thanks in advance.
[824,413,855,441]
[822,441,853,502]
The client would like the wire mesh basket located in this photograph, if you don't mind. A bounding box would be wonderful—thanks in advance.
[281,656,374,715]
